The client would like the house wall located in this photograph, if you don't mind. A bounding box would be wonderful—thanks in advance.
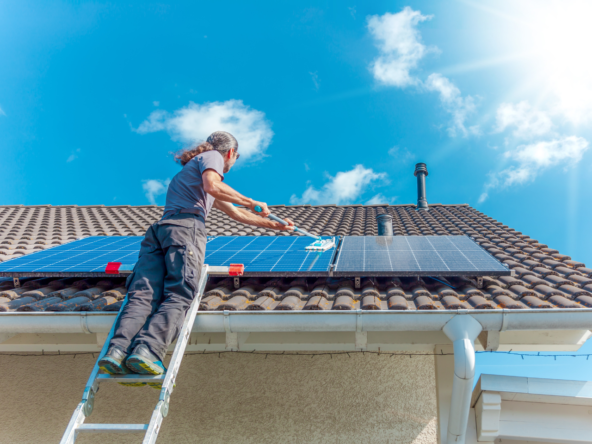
[0,352,437,444]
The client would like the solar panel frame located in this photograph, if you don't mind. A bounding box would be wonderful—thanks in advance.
[332,235,511,277]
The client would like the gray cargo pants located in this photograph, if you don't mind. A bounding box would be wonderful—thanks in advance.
[110,213,207,361]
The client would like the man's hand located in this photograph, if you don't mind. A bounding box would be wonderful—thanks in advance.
[269,218,295,231]
[250,201,270,217]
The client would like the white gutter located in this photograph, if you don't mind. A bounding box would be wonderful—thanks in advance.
[1,309,592,334]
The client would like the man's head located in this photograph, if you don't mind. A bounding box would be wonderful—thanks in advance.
[173,131,239,170]
[207,131,239,173]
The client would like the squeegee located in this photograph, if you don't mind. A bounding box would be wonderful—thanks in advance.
[254,205,335,252]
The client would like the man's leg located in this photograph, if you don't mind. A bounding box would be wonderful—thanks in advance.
[100,225,165,374]
[127,221,206,369]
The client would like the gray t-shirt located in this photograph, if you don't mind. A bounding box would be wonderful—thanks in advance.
[162,150,225,219]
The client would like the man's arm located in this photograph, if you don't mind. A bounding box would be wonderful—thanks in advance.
[213,200,294,231]
[203,169,270,216]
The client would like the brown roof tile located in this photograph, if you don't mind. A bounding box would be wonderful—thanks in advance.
[548,295,581,309]
[493,295,525,309]
[387,295,408,310]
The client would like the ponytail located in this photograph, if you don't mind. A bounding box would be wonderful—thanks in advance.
[172,131,238,166]
[173,142,214,166]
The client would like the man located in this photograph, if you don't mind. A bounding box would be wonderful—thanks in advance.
[99,131,293,379]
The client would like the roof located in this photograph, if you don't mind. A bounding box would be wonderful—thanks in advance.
[470,374,592,442]
[1,203,591,313]
[472,374,592,405]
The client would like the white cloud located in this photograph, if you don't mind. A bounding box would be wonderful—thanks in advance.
[495,101,553,139]
[66,149,80,163]
[136,100,273,162]
[425,73,479,137]
[143,179,170,205]
[388,146,415,164]
[477,191,489,204]
[367,9,477,137]
[290,165,387,205]
[479,136,589,202]
[367,7,433,87]
[505,136,588,169]
[0,106,5,116]
[153,101,160,107]
[310,71,320,91]
[366,193,396,205]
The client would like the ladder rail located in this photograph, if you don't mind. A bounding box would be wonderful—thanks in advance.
[142,264,210,444]
[60,263,233,444]
[60,288,132,444]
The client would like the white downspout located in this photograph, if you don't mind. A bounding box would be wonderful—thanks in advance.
[442,315,483,444]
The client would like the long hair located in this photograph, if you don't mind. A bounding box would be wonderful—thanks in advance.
[173,131,238,166]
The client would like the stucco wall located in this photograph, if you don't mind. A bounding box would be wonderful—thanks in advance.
[0,352,437,443]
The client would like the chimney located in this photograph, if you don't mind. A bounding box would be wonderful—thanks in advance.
[376,213,393,236]
[414,163,429,211]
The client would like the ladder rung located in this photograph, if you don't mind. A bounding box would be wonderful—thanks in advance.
[77,424,148,433]
[96,374,165,383]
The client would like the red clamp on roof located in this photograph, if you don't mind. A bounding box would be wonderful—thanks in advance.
[105,262,122,274]
[229,264,244,276]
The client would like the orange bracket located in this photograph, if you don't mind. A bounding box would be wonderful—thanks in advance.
[105,262,122,274]
[229,264,245,276]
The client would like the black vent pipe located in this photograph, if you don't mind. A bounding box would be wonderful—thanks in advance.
[376,213,393,236]
[414,163,429,211]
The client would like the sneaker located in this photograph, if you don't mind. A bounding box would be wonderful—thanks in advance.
[98,345,128,374]
[98,345,145,387]
[126,344,166,375]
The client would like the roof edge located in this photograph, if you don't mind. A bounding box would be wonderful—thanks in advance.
[0,203,471,209]
[1,309,592,335]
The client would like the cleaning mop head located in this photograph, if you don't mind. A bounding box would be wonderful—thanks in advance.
[305,237,336,252]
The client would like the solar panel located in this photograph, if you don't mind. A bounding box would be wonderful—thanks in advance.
[0,234,507,278]
[0,235,337,277]
[333,235,511,276]
[0,236,142,277]
[205,236,337,276]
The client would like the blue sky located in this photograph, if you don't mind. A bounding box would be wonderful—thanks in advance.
[2,1,592,381]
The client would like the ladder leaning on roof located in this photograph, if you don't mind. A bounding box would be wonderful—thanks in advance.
[60,263,244,444]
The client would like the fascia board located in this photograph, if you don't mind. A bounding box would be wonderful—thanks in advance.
[1,309,592,335]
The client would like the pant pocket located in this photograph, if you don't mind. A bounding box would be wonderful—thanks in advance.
[183,243,200,294]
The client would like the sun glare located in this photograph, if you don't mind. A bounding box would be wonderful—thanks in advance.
[500,1,592,122]
[463,1,592,123]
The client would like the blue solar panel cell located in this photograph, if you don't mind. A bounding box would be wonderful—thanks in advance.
[205,236,336,274]
[333,235,510,276]
[0,234,506,277]
[0,235,337,276]
[0,236,142,275]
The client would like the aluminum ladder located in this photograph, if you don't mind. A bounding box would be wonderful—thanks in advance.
[60,264,243,444]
